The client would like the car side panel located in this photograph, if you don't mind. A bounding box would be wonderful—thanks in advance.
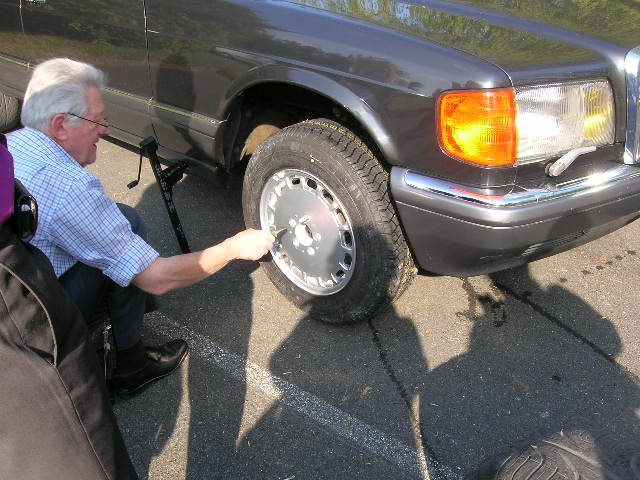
[145,0,260,162]
[145,0,513,184]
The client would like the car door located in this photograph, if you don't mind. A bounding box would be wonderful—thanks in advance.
[20,0,153,141]
[144,0,268,164]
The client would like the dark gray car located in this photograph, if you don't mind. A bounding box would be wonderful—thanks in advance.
[1,0,640,323]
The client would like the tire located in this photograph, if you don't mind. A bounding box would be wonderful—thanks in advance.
[469,429,640,480]
[0,92,20,132]
[242,119,415,324]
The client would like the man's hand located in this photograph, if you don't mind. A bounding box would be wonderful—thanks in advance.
[225,228,275,261]
[134,228,276,296]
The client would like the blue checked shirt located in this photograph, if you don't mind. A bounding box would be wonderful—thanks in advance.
[9,128,159,287]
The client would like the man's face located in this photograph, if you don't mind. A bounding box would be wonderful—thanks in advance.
[62,85,111,167]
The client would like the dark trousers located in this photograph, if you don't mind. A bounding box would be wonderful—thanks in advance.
[59,203,156,351]
[0,225,138,479]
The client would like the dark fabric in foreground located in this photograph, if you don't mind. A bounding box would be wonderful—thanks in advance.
[0,225,138,479]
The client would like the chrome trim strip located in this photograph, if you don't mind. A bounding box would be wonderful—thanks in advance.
[149,100,220,126]
[403,165,640,208]
[104,87,221,126]
[104,86,147,102]
[624,46,640,164]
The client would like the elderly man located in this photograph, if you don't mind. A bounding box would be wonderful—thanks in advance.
[8,58,274,396]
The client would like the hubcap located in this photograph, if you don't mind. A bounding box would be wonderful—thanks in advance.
[260,168,356,295]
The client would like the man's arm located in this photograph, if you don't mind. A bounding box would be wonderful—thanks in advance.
[133,228,274,296]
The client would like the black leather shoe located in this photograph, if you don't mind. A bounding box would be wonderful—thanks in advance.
[113,339,189,396]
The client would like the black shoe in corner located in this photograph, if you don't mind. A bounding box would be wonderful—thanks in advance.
[113,339,189,396]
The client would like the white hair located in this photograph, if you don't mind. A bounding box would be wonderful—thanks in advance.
[21,58,106,132]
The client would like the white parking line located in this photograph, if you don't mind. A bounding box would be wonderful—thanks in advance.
[146,312,444,479]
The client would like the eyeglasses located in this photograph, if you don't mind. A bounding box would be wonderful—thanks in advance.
[65,112,110,129]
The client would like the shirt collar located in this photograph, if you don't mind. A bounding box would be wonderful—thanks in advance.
[22,127,82,168]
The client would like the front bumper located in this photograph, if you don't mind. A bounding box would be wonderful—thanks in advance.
[390,163,640,276]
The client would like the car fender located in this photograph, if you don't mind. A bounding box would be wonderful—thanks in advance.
[221,63,400,164]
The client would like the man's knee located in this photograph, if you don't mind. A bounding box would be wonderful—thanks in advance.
[116,203,148,240]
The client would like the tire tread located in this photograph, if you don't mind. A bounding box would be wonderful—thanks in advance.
[295,119,415,317]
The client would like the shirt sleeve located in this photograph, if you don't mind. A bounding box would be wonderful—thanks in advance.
[48,177,159,287]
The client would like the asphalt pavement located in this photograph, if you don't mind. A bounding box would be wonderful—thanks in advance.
[90,138,640,480]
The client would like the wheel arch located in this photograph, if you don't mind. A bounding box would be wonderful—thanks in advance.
[219,65,399,169]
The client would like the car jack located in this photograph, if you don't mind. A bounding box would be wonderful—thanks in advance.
[128,136,191,253]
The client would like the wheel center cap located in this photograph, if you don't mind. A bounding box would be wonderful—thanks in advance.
[294,222,314,247]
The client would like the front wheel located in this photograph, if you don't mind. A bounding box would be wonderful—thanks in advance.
[242,119,415,324]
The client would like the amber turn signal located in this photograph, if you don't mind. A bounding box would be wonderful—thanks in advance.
[439,89,518,166]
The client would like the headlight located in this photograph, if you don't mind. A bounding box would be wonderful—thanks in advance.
[438,80,615,166]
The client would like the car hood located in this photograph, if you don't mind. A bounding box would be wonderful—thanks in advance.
[286,0,640,73]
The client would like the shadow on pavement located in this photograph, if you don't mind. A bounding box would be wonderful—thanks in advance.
[115,169,639,479]
[232,226,639,477]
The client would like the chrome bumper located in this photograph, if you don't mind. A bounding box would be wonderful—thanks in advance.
[402,163,640,210]
[390,164,640,276]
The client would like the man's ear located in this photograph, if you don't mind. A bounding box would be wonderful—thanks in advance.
[47,114,69,143]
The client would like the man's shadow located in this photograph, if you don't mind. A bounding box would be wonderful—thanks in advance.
[232,309,432,479]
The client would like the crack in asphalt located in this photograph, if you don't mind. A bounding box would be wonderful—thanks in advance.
[146,312,430,479]
[369,273,638,479]
[491,280,640,385]
[457,275,638,384]
[367,318,442,478]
